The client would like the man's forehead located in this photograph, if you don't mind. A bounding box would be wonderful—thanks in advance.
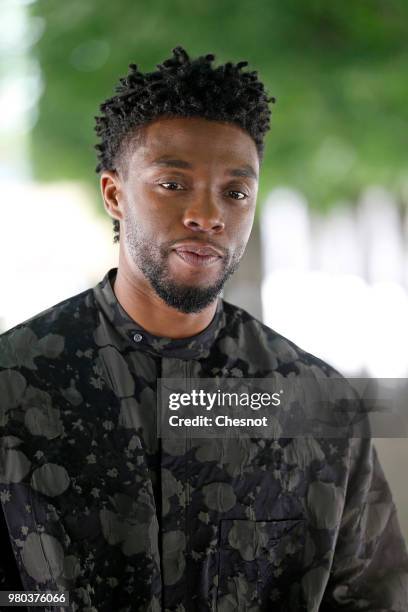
[134,116,259,170]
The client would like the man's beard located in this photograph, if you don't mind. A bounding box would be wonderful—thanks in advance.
[124,217,245,314]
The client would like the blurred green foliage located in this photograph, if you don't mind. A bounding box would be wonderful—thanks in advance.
[30,0,408,217]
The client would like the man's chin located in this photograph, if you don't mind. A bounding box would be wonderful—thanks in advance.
[151,280,223,314]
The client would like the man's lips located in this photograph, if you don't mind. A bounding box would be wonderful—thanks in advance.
[172,242,224,268]
[172,242,224,257]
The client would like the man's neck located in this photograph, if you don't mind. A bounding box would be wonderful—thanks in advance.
[112,262,218,340]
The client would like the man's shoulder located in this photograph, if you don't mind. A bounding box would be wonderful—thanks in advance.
[221,299,361,436]
[221,298,342,378]
[0,285,97,370]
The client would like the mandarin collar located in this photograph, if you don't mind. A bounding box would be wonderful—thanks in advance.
[93,267,225,360]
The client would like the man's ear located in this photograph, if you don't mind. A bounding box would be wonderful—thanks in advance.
[100,170,124,222]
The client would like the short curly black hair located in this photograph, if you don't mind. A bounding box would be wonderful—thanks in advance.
[94,46,275,243]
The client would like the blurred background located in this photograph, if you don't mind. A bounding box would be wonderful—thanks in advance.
[1,0,408,537]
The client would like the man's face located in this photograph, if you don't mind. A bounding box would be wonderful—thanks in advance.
[111,116,259,313]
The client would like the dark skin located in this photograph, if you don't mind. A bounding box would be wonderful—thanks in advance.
[101,116,260,339]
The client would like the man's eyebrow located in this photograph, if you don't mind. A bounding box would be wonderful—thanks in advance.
[227,165,258,180]
[150,157,258,180]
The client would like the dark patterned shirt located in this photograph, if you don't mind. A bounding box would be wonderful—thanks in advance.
[0,268,407,611]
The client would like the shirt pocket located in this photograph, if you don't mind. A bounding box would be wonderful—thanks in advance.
[216,518,306,612]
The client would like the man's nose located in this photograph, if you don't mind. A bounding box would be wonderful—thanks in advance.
[182,191,225,233]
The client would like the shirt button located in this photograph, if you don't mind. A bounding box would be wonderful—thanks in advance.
[133,333,143,343]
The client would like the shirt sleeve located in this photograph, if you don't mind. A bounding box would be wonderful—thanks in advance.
[0,332,26,591]
[0,504,24,590]
[320,437,408,611]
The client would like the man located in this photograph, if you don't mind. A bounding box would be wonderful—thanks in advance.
[0,46,407,612]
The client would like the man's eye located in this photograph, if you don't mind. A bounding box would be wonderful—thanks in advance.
[228,190,247,200]
[160,182,183,191]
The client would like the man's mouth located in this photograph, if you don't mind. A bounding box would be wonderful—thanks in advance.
[172,243,223,268]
